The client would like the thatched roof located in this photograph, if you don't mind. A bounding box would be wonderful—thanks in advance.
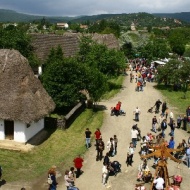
[31,33,120,63]
[0,49,55,124]
[31,33,79,63]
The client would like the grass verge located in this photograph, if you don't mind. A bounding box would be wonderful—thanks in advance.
[155,84,190,114]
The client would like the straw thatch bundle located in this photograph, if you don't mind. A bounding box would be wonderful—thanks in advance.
[0,49,55,124]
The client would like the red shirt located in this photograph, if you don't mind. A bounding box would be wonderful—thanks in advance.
[115,103,121,111]
[94,130,101,139]
[73,157,83,169]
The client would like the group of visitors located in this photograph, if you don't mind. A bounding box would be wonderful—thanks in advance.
[129,58,158,93]
[135,101,190,189]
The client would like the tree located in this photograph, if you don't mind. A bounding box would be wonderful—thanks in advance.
[0,27,39,67]
[168,30,186,56]
[42,54,108,109]
[121,41,135,59]
[140,38,169,62]
[157,59,181,85]
[178,60,190,98]
[77,36,126,76]
[157,59,190,98]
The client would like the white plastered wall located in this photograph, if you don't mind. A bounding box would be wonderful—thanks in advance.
[0,119,44,143]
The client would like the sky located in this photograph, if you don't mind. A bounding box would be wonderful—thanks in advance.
[0,0,189,17]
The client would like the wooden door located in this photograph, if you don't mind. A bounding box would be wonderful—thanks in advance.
[4,120,14,140]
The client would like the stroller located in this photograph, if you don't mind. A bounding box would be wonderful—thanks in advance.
[108,161,121,176]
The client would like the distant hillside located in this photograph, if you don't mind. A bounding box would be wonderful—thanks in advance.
[72,12,189,28]
[0,9,74,23]
[0,9,190,26]
[153,12,190,23]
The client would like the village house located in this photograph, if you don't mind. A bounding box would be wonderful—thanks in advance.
[0,49,55,143]
[56,22,69,29]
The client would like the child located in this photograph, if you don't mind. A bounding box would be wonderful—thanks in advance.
[113,135,118,155]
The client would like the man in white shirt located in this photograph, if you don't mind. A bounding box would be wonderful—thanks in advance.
[102,163,108,186]
[134,107,141,121]
[153,174,164,190]
[131,125,139,148]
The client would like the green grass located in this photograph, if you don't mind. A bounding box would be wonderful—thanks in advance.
[155,84,190,114]
[102,75,125,100]
[0,75,124,182]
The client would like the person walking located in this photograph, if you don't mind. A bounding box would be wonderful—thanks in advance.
[130,72,134,83]
[85,128,92,149]
[169,119,176,137]
[152,116,158,133]
[131,125,139,148]
[186,145,190,169]
[126,143,135,166]
[161,119,167,138]
[177,115,182,128]
[94,128,101,146]
[183,115,187,131]
[168,137,175,155]
[68,167,75,186]
[106,137,115,157]
[103,152,110,165]
[96,138,105,161]
[154,99,162,113]
[73,155,84,178]
[64,170,75,190]
[153,174,165,190]
[169,111,174,124]
[134,107,141,122]
[48,165,58,190]
[161,101,167,116]
[102,163,109,186]
[113,135,118,155]
[186,106,190,117]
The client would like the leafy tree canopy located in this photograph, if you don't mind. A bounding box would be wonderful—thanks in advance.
[77,36,126,76]
[139,38,169,62]
[42,46,108,109]
[0,27,40,67]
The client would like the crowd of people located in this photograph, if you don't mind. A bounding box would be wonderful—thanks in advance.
[133,101,190,190]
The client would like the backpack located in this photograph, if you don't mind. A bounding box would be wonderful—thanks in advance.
[47,174,53,185]
[161,121,167,129]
